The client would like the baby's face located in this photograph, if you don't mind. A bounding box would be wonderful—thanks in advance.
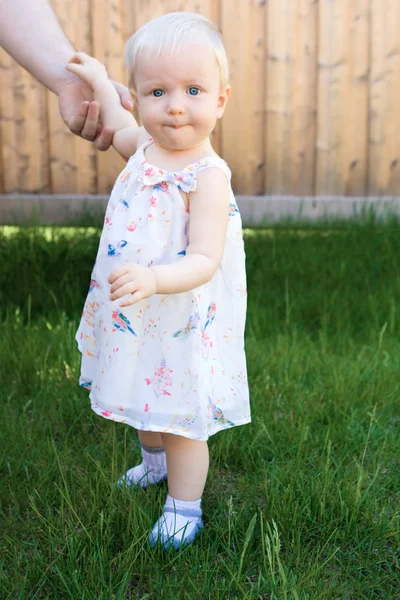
[134,43,230,151]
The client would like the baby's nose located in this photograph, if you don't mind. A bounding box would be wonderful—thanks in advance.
[167,95,185,115]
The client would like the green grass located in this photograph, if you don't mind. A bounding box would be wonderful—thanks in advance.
[1,224,399,599]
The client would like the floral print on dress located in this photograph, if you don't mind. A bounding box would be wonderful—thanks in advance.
[176,406,201,429]
[89,279,100,292]
[145,357,174,397]
[75,137,251,441]
[82,299,100,329]
[112,311,137,335]
[229,202,240,217]
[173,311,201,339]
[107,240,127,257]
[173,301,216,359]
[208,396,235,427]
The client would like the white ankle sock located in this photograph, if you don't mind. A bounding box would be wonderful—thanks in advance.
[148,495,203,549]
[117,444,167,489]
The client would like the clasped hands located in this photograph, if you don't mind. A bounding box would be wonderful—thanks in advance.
[109,264,157,307]
[63,51,132,150]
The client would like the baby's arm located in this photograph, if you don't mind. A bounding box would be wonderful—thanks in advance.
[108,168,230,305]
[151,168,230,293]
[65,52,144,159]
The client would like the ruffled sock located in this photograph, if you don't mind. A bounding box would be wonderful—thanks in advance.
[148,495,203,549]
[117,444,167,489]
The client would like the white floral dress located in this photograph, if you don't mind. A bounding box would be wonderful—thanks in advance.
[76,138,251,441]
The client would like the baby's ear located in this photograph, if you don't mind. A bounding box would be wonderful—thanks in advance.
[129,88,142,123]
[129,88,138,105]
[217,85,231,119]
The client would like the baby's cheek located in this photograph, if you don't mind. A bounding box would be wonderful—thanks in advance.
[140,105,156,124]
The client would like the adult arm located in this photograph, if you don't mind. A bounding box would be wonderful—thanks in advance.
[0,0,133,149]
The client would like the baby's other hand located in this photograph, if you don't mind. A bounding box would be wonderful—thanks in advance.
[66,52,108,89]
[109,264,157,306]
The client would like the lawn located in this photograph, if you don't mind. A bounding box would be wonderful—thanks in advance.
[0,223,399,599]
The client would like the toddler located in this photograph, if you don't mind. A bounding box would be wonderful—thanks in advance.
[67,11,251,550]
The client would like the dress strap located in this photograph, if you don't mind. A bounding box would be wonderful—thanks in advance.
[192,156,232,184]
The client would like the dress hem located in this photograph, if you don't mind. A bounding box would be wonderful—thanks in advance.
[89,402,251,442]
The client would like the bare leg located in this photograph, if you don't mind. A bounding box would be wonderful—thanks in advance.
[161,433,209,501]
[137,429,164,448]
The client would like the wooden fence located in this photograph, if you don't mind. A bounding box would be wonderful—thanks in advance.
[1,0,400,197]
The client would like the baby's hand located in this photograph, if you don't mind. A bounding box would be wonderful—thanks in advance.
[66,52,108,89]
[109,264,157,306]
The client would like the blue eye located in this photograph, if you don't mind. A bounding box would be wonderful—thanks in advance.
[152,89,164,97]
[188,87,200,96]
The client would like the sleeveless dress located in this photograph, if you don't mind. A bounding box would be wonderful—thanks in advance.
[76,137,251,441]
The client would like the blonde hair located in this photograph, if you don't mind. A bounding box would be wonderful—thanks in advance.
[124,12,229,90]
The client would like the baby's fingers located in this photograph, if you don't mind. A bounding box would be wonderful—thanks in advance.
[110,272,131,295]
[111,282,138,302]
[108,265,129,285]
[120,291,143,307]
[65,61,90,83]
[68,51,92,66]
[65,62,82,77]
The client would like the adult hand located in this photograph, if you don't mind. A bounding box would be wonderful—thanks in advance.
[58,77,133,151]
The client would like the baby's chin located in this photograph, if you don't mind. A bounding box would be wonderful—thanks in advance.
[152,131,210,153]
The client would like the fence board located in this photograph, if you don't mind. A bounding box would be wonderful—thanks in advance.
[266,0,292,194]
[222,0,265,194]
[92,0,128,191]
[17,71,50,192]
[0,63,3,193]
[291,0,318,195]
[49,0,96,194]
[316,0,347,194]
[346,0,369,196]
[266,0,317,195]
[369,0,400,194]
[0,49,18,192]
[0,51,49,193]
[316,0,369,195]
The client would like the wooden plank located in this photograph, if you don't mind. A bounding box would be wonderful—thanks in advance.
[0,53,49,193]
[369,0,400,194]
[221,0,265,194]
[121,0,136,36]
[316,0,345,194]
[266,0,318,195]
[48,0,96,194]
[290,0,318,195]
[14,67,50,192]
[0,56,3,194]
[129,0,216,27]
[0,49,18,192]
[266,0,292,194]
[316,0,369,195]
[344,0,369,196]
[92,0,128,192]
